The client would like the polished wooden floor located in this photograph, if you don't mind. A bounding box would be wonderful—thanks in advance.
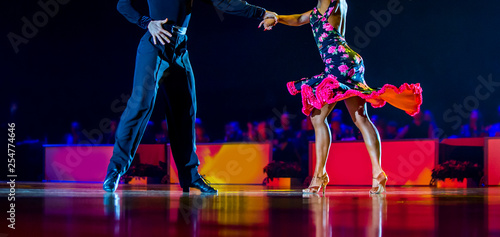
[1,183,499,237]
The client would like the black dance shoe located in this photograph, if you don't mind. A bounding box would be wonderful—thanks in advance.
[183,176,218,194]
[103,170,121,192]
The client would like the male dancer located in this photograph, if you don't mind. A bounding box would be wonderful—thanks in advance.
[104,0,277,193]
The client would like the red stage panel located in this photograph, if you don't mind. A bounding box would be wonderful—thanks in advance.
[134,144,167,166]
[441,137,485,146]
[309,140,438,185]
[486,137,500,186]
[169,143,271,184]
[44,144,166,182]
[44,145,112,182]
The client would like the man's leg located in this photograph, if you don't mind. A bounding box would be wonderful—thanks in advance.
[160,64,199,188]
[104,33,162,192]
[160,35,216,193]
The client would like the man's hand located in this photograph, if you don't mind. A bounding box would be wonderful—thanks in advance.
[148,18,172,45]
[259,11,278,31]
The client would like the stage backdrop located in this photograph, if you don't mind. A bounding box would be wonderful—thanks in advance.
[309,139,438,186]
[3,0,500,144]
[169,143,271,184]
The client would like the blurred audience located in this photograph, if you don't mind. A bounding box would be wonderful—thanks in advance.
[371,115,386,139]
[256,121,273,142]
[274,113,296,142]
[59,107,500,151]
[244,121,258,142]
[142,121,157,144]
[297,117,315,143]
[385,121,399,139]
[296,117,315,178]
[242,120,274,142]
[459,109,486,137]
[224,121,243,142]
[273,113,300,163]
[486,106,500,137]
[155,119,170,144]
[330,109,355,141]
[103,120,117,144]
[396,112,434,139]
[195,118,210,143]
[64,121,85,144]
[423,110,437,132]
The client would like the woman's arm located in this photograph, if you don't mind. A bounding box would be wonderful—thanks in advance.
[259,10,310,30]
[278,11,312,26]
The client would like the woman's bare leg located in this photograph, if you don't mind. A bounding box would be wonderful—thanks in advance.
[344,97,383,186]
[309,103,337,180]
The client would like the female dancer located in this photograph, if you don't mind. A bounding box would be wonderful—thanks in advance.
[260,0,422,194]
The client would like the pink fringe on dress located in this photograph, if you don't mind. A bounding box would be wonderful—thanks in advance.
[287,81,300,95]
[292,76,423,116]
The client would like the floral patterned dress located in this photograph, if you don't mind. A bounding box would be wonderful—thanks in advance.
[287,0,423,116]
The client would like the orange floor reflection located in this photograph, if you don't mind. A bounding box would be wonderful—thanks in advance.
[0,183,499,236]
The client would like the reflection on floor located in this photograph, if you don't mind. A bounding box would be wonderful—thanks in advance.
[0,183,499,236]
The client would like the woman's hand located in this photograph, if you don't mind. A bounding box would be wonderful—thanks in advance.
[148,18,172,45]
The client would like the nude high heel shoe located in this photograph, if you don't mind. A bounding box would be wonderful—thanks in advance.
[303,174,329,194]
[370,171,388,194]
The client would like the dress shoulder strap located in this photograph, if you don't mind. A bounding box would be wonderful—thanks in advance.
[324,0,338,18]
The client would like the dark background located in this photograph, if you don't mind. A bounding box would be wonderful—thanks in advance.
[1,0,499,143]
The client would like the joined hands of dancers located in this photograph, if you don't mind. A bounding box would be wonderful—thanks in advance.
[259,12,278,31]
